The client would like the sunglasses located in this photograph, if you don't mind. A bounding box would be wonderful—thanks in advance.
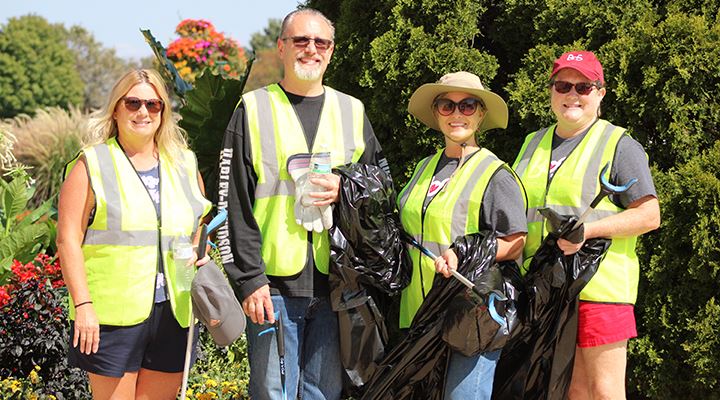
[122,97,164,114]
[282,36,334,51]
[550,80,601,95]
[433,98,484,116]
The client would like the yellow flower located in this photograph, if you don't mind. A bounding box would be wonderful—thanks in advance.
[205,378,217,387]
[29,370,40,384]
[34,365,41,371]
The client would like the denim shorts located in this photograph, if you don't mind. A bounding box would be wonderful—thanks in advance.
[68,301,198,377]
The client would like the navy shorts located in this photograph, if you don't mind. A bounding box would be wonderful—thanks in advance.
[68,301,199,377]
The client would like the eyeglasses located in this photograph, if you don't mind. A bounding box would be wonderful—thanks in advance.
[282,36,334,51]
[122,97,164,114]
[433,98,484,116]
[550,80,601,95]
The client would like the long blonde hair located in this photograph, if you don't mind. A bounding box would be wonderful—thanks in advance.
[86,69,188,162]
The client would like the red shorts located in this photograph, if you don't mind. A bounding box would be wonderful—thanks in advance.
[576,301,637,348]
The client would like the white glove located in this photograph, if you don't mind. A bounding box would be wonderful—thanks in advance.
[319,203,333,230]
[287,154,332,232]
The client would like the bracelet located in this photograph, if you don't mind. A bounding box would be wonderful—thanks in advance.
[74,301,93,309]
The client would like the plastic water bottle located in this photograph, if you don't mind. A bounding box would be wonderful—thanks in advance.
[173,236,195,292]
[301,151,331,206]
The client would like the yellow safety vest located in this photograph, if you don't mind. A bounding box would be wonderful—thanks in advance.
[243,84,366,276]
[397,148,506,328]
[513,119,640,304]
[65,137,211,327]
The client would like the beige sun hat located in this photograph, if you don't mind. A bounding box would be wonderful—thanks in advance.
[408,71,508,132]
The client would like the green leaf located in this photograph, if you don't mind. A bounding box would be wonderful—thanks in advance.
[0,174,31,232]
[0,255,13,285]
[15,197,55,229]
[179,56,255,202]
[0,223,49,262]
[140,29,193,99]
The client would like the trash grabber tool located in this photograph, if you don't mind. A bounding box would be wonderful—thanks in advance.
[258,312,287,400]
[179,224,207,399]
[403,235,507,326]
[572,162,638,231]
[180,209,228,399]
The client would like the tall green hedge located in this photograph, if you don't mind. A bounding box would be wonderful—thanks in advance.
[309,0,720,397]
[633,141,720,399]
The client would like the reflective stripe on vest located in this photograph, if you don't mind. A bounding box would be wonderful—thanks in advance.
[513,119,640,303]
[65,137,211,327]
[398,148,505,328]
[243,84,365,276]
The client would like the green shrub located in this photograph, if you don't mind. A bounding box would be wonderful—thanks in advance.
[631,140,720,399]
[0,169,56,283]
[0,255,90,399]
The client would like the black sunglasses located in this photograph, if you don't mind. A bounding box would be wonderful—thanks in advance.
[282,36,334,51]
[550,80,601,95]
[122,97,164,114]
[433,98,484,116]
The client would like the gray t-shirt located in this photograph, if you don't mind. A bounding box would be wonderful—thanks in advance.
[550,125,657,208]
[423,151,527,237]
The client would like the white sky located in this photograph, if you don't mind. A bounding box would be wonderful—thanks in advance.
[0,0,302,59]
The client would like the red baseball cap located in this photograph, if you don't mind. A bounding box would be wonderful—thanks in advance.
[550,51,605,85]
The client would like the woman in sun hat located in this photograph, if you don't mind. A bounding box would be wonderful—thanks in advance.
[398,71,527,399]
[512,50,660,398]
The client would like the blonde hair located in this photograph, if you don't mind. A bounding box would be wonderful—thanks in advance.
[86,69,188,163]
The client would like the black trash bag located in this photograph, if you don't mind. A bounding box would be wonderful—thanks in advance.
[442,259,522,357]
[328,163,412,395]
[492,208,611,400]
[361,231,520,400]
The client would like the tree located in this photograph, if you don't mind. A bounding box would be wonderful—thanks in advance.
[249,18,282,52]
[309,0,500,183]
[66,25,139,110]
[0,15,84,118]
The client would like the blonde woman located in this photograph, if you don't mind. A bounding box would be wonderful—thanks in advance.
[57,69,211,399]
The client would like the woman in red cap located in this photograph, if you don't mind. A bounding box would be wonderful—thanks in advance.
[512,51,661,398]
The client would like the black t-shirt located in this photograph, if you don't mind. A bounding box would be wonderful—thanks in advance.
[217,85,389,299]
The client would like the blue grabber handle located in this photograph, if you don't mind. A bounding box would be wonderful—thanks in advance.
[404,236,507,328]
[206,208,228,234]
[573,163,638,230]
[198,208,229,252]
[258,312,286,400]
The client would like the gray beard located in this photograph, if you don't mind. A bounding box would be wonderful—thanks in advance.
[293,61,323,81]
